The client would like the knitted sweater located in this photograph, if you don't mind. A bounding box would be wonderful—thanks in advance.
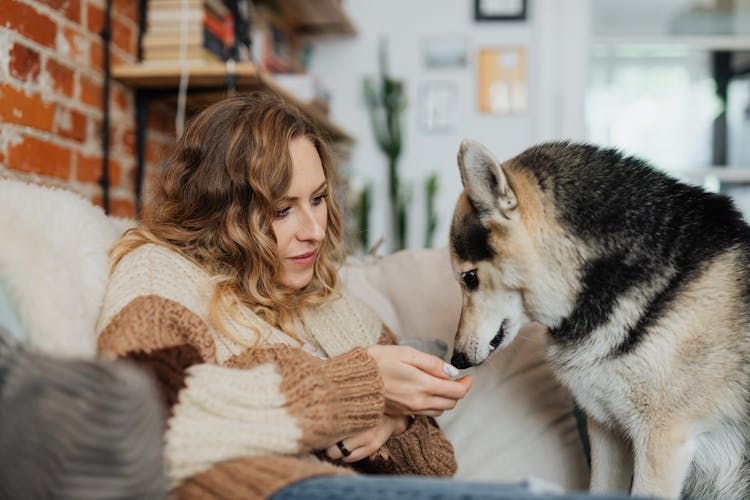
[96,243,456,499]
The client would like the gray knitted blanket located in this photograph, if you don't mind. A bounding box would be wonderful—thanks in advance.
[0,329,166,499]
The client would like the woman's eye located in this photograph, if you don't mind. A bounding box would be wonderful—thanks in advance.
[461,270,479,291]
[275,207,291,219]
[312,193,328,206]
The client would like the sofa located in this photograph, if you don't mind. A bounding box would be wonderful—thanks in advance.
[0,178,589,494]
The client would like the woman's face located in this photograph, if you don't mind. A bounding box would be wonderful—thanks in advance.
[272,136,328,290]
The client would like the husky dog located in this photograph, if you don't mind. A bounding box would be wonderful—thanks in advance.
[448,139,750,499]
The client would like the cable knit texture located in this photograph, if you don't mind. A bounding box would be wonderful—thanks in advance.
[174,456,354,499]
[0,332,166,499]
[355,415,457,476]
[226,346,384,451]
[98,294,217,363]
[127,344,204,412]
[96,243,456,498]
[378,325,399,345]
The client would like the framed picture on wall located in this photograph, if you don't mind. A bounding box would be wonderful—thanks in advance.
[422,35,468,69]
[477,47,527,114]
[419,81,459,132]
[475,0,527,21]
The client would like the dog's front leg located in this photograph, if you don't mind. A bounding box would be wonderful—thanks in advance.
[630,424,695,499]
[588,416,632,494]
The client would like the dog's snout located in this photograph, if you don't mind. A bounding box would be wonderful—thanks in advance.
[451,351,471,369]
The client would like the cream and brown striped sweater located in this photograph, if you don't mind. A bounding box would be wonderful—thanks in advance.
[95,243,456,499]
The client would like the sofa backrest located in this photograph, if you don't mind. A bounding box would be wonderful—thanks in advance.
[340,249,461,347]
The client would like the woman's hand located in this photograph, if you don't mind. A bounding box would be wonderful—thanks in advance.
[366,344,472,417]
[325,415,409,463]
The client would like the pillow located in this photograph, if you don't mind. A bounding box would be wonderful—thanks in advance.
[339,248,461,343]
[340,248,589,491]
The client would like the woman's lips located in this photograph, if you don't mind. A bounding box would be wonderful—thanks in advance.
[288,250,317,265]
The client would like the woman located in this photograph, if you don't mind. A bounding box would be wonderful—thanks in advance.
[96,92,471,498]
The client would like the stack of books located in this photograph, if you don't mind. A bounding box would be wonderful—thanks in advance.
[142,0,236,63]
[250,2,306,73]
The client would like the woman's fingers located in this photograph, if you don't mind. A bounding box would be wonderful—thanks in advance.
[406,398,453,416]
[425,374,472,400]
[325,439,353,461]
[414,409,444,417]
[340,442,374,463]
[401,376,473,415]
[324,432,383,463]
[368,345,458,380]
[366,344,472,415]
[401,346,459,379]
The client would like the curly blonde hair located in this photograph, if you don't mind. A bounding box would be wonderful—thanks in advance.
[111,92,343,344]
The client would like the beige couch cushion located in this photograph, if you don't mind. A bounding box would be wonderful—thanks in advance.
[340,249,461,344]
[341,248,589,491]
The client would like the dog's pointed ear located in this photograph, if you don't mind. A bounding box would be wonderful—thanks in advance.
[457,139,517,217]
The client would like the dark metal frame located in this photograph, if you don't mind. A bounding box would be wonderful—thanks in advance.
[100,0,113,214]
[133,0,149,218]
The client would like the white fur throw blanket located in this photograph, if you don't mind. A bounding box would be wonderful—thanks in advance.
[0,179,128,357]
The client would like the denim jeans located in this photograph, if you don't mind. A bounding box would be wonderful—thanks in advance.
[270,475,642,500]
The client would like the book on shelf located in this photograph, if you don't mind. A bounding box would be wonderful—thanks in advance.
[143,0,239,63]
[143,28,226,61]
[247,2,316,73]
[141,46,223,63]
[204,9,235,46]
[226,0,252,62]
[142,27,203,46]
[144,13,234,47]
[148,0,229,18]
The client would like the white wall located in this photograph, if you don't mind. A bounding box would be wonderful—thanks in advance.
[309,0,590,252]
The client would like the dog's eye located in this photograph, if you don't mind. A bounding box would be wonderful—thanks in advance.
[461,270,479,291]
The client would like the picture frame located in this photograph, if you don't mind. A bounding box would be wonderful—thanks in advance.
[477,47,527,114]
[474,0,527,21]
[422,35,468,69]
[419,80,459,133]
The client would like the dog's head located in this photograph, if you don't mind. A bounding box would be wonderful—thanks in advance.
[449,140,539,369]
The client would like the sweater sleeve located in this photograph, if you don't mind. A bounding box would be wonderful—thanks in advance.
[97,294,385,485]
[350,324,458,477]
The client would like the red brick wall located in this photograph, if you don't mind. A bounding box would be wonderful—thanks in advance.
[0,0,175,218]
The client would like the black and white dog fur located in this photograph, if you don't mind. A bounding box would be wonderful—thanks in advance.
[448,139,750,499]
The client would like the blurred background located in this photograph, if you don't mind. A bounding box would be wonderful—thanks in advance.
[1,0,748,253]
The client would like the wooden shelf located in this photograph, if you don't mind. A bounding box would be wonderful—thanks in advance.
[259,0,356,38]
[111,61,354,143]
[112,61,260,89]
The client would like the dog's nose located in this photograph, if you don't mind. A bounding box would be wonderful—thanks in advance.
[450,351,471,369]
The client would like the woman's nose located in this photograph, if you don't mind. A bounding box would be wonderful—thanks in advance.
[297,208,325,242]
